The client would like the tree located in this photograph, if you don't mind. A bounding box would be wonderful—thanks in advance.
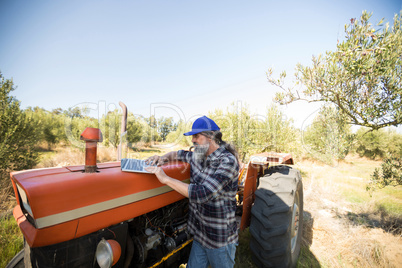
[27,106,96,149]
[369,155,402,190]
[101,109,121,148]
[303,106,353,164]
[157,117,177,142]
[209,103,260,162]
[269,10,402,130]
[165,119,192,147]
[143,115,161,143]
[268,10,402,188]
[256,104,300,155]
[126,114,145,144]
[0,73,38,199]
[52,107,63,115]
[360,129,402,191]
[355,128,387,159]
[208,103,299,162]
[64,107,84,118]
[26,107,63,150]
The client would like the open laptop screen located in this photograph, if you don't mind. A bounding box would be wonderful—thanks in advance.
[121,158,154,173]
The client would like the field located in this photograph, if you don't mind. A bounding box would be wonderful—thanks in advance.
[1,146,401,267]
[294,156,402,267]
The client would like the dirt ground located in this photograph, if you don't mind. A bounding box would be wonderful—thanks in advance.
[297,158,402,267]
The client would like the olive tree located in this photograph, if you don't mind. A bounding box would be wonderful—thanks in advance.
[303,106,353,164]
[101,109,122,148]
[269,10,401,130]
[209,103,261,162]
[0,73,39,209]
[157,117,177,142]
[268,10,402,188]
[209,102,299,162]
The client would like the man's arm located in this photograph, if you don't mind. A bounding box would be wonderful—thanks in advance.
[162,176,189,198]
[144,165,189,198]
[162,151,178,161]
[145,151,178,166]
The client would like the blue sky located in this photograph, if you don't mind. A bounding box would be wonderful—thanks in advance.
[1,0,401,129]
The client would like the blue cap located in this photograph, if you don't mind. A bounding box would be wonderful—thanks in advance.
[183,116,220,136]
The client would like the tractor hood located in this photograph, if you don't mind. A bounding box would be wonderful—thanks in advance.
[11,161,190,247]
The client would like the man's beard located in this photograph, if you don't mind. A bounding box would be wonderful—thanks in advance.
[193,143,209,163]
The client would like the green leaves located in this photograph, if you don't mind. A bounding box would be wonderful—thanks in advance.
[208,103,300,162]
[267,10,402,189]
[0,72,39,185]
[268,10,402,130]
[303,106,353,164]
[368,154,402,191]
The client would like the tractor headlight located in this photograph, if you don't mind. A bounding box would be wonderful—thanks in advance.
[96,238,121,268]
[16,184,33,217]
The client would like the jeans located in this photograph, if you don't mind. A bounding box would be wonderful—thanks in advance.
[187,240,237,268]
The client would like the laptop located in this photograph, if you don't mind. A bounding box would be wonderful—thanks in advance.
[121,158,155,173]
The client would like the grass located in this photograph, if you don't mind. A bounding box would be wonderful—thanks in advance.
[235,229,256,267]
[0,217,23,268]
[333,157,402,235]
[297,246,321,268]
[296,155,402,267]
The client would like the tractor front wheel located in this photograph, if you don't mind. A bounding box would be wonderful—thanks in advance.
[249,165,303,268]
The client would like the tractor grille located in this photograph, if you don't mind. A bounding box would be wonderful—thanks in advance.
[27,223,128,268]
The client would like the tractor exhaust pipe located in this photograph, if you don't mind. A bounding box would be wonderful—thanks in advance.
[80,128,103,173]
[117,102,128,161]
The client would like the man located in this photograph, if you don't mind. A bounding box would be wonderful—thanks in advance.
[145,116,239,268]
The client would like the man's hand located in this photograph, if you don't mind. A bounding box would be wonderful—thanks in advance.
[145,151,178,166]
[145,155,167,166]
[145,166,169,184]
[145,165,189,198]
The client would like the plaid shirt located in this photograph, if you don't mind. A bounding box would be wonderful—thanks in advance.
[177,146,239,249]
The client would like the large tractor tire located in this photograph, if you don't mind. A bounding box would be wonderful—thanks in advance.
[249,165,303,268]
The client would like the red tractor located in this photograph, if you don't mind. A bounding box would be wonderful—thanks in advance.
[7,107,303,268]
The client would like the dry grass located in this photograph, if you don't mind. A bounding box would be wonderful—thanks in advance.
[296,155,402,267]
[35,145,118,168]
[0,175,16,214]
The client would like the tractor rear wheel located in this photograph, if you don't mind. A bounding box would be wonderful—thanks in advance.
[249,165,303,268]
